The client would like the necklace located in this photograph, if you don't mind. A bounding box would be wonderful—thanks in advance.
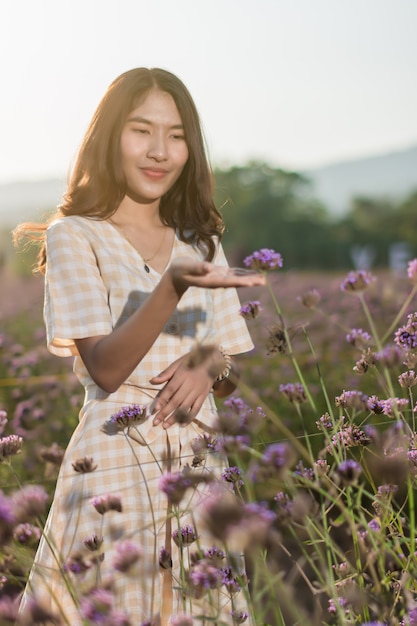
[109,218,167,273]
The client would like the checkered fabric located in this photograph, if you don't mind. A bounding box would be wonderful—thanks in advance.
[20,216,254,625]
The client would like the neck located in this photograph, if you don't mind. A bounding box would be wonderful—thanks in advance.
[115,195,162,228]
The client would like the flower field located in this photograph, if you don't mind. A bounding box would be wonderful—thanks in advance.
[1,256,417,625]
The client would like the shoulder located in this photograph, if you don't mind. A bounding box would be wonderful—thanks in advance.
[47,215,104,241]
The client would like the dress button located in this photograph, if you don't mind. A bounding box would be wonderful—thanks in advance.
[167,322,179,335]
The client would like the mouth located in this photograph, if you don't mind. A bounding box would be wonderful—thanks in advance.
[140,167,169,180]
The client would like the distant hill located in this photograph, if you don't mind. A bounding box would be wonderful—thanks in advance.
[304,144,417,215]
[1,144,417,228]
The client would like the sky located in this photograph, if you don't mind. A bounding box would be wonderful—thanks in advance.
[1,0,417,184]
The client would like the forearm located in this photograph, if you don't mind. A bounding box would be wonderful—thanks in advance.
[75,272,184,392]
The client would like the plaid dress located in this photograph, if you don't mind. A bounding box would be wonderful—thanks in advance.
[20,216,254,625]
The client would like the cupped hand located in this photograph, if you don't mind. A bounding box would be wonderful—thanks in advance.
[168,257,265,294]
[149,353,217,429]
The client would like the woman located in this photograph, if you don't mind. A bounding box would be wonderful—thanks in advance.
[15,68,264,625]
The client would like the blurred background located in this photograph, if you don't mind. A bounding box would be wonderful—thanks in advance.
[1,0,417,271]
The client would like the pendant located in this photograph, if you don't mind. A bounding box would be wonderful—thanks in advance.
[144,264,150,273]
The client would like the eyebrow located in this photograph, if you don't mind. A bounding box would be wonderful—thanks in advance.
[127,115,184,130]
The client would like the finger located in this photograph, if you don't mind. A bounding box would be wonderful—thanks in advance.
[162,403,196,429]
[149,359,181,384]
[152,391,185,423]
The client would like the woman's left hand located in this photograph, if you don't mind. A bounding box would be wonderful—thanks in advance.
[149,353,217,428]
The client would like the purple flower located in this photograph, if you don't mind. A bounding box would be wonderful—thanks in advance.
[243,248,283,271]
[382,397,409,417]
[335,390,368,410]
[374,344,404,367]
[239,300,262,320]
[113,540,143,573]
[109,403,149,430]
[399,370,417,388]
[316,412,334,430]
[191,434,218,455]
[232,610,249,624]
[368,518,381,532]
[159,467,210,505]
[12,485,49,522]
[298,288,321,309]
[340,270,376,293]
[39,442,65,466]
[204,546,226,565]
[346,328,372,347]
[394,313,417,351]
[244,501,276,525]
[80,588,113,620]
[190,560,223,590]
[336,459,362,484]
[248,442,295,484]
[64,552,91,575]
[72,456,98,473]
[172,524,197,547]
[395,328,417,350]
[90,493,122,514]
[367,395,385,415]
[0,434,23,461]
[159,470,193,505]
[13,522,41,545]
[408,607,417,626]
[83,534,104,551]
[223,396,251,414]
[221,566,246,594]
[279,382,307,404]
[328,596,348,615]
[159,546,172,569]
[262,442,294,468]
[222,466,244,488]
[377,484,398,497]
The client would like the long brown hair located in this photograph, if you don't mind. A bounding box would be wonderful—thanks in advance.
[14,68,224,273]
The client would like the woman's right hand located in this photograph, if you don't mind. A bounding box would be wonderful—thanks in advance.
[167,257,266,294]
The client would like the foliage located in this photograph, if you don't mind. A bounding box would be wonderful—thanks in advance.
[214,162,417,270]
[3,253,417,623]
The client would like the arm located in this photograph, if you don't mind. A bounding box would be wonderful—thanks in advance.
[75,258,264,393]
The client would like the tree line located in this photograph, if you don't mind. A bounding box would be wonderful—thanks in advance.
[215,162,417,270]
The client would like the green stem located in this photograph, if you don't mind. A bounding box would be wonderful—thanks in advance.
[265,276,317,412]
[382,284,417,344]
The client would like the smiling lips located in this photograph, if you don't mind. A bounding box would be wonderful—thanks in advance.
[141,167,168,180]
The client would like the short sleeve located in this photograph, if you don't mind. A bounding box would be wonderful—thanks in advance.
[211,243,254,355]
[44,218,113,357]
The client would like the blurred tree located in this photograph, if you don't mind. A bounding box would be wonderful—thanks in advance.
[214,162,417,270]
[214,162,332,267]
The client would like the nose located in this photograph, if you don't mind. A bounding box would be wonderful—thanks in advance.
[147,131,168,162]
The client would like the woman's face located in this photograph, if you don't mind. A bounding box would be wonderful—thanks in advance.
[119,88,189,204]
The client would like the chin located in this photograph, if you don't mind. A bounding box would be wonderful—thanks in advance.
[126,188,162,204]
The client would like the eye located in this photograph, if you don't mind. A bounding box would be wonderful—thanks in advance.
[131,126,150,134]
[171,133,185,140]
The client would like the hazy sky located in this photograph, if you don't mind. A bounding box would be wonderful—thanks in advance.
[1,0,417,184]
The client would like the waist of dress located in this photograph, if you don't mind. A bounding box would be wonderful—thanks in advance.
[84,383,216,411]
[84,383,160,405]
